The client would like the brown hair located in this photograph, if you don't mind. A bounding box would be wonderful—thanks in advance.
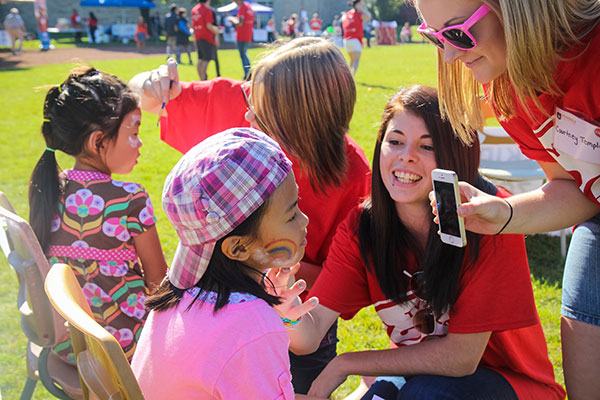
[251,37,356,193]
[359,85,482,316]
[29,66,139,251]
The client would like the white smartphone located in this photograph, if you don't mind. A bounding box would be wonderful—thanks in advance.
[431,168,467,247]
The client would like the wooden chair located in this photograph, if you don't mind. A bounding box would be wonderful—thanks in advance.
[45,263,145,400]
[0,191,82,400]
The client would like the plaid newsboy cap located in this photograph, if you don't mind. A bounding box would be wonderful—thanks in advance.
[162,128,292,289]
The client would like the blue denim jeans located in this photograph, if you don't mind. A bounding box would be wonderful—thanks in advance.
[361,367,518,400]
[237,40,251,79]
[562,213,600,326]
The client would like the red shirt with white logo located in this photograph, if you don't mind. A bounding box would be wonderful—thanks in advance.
[310,203,565,400]
[342,9,363,41]
[236,1,254,43]
[486,24,600,205]
[191,3,216,44]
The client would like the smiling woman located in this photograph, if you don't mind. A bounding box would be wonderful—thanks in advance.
[272,86,565,400]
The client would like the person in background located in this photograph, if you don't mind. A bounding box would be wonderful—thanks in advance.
[363,19,372,48]
[151,11,162,40]
[30,66,168,362]
[230,0,254,79]
[414,1,600,398]
[266,17,277,42]
[287,13,298,39]
[164,3,179,61]
[176,8,193,65]
[342,0,371,75]
[87,12,98,44]
[70,9,83,43]
[310,13,322,36]
[399,21,412,43]
[191,0,219,80]
[134,16,148,51]
[3,8,26,55]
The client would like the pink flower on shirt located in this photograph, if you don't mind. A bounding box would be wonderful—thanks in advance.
[99,260,129,277]
[83,282,113,308]
[105,326,134,349]
[65,189,105,218]
[102,216,130,241]
[138,198,156,225]
[112,180,140,193]
[120,292,146,319]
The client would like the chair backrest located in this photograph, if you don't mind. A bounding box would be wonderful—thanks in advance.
[45,263,145,400]
[0,191,68,348]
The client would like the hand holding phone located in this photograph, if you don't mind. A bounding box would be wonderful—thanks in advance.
[431,169,467,247]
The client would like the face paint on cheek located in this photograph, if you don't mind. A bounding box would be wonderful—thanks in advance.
[128,135,141,148]
[264,239,297,260]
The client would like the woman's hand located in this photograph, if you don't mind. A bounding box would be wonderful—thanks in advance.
[266,264,319,322]
[129,58,182,114]
[430,181,511,235]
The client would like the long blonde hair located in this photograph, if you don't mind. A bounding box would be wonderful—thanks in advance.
[251,37,356,193]
[437,0,600,144]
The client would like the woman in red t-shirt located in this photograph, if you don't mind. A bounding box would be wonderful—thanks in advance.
[415,2,600,397]
[341,0,371,75]
[272,86,565,400]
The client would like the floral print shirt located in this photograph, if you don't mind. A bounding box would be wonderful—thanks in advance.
[47,169,157,362]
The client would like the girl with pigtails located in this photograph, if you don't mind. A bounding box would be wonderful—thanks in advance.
[29,66,168,362]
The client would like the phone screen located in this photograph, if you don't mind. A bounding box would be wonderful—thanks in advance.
[433,180,460,237]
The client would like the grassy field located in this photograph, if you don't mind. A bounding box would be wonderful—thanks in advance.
[0,42,566,399]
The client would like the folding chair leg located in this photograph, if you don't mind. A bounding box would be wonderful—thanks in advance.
[37,348,75,400]
[20,377,37,400]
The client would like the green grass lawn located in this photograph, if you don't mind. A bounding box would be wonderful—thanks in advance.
[0,43,566,399]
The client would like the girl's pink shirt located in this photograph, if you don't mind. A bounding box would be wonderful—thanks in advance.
[131,291,295,399]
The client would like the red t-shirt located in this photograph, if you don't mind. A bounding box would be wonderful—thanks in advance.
[310,18,322,31]
[191,3,216,44]
[487,23,600,205]
[162,78,371,268]
[342,9,363,41]
[236,1,254,43]
[310,205,565,400]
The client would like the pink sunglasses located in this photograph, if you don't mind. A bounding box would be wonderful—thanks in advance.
[417,4,490,50]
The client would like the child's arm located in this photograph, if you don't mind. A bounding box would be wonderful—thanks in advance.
[133,226,168,293]
[266,267,339,355]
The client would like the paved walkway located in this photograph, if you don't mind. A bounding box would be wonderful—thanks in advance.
[0,44,167,69]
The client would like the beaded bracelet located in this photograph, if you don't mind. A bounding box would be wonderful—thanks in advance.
[281,316,302,327]
[495,198,513,235]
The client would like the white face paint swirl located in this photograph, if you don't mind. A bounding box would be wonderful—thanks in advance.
[128,135,142,148]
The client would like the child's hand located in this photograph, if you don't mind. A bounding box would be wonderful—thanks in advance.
[266,265,319,322]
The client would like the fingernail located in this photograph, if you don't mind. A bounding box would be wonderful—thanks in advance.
[298,282,306,291]
[311,298,318,305]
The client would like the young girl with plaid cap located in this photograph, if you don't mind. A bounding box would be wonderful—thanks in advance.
[29,66,168,361]
[132,128,323,399]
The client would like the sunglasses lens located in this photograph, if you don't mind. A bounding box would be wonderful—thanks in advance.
[410,271,427,299]
[442,29,475,49]
[420,31,444,49]
[413,308,435,334]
